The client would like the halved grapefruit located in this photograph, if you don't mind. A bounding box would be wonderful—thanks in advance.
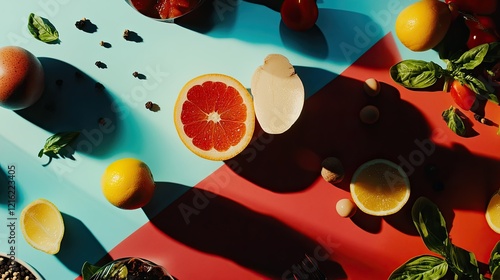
[173,74,255,161]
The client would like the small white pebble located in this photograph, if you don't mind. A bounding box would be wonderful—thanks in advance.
[363,78,380,96]
[359,105,379,124]
[336,198,357,218]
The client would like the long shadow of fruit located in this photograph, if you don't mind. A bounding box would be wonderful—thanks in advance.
[57,213,112,275]
[225,33,500,238]
[146,188,347,279]
[142,181,192,219]
[16,58,120,158]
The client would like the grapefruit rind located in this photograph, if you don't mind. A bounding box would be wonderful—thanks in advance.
[349,159,410,216]
[173,73,255,161]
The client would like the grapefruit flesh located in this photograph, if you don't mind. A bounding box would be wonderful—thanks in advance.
[174,74,255,161]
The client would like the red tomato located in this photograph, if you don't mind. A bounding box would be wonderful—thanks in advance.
[445,0,497,15]
[280,0,319,31]
[450,80,476,110]
[465,15,499,49]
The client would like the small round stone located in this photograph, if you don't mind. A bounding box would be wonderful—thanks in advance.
[336,198,357,218]
[363,78,380,96]
[359,105,379,124]
[320,157,344,184]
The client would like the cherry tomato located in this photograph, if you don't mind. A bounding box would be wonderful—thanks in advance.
[280,0,318,31]
[465,15,499,49]
[450,80,476,110]
[445,0,497,15]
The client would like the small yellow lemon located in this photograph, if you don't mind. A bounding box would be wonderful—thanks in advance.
[101,158,155,210]
[395,0,452,52]
[350,159,410,216]
[20,198,65,254]
[486,191,500,234]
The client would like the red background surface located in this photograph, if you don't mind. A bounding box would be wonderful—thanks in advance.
[78,33,500,279]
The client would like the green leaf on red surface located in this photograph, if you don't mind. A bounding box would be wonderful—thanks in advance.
[441,106,467,136]
[490,241,500,278]
[388,255,448,280]
[390,60,445,89]
[445,244,480,279]
[411,197,450,257]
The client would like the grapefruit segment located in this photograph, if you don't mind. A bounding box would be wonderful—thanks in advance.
[174,74,255,161]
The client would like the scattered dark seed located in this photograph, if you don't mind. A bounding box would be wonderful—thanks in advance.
[145,101,153,110]
[95,61,107,69]
[75,17,87,29]
[100,41,111,48]
[133,71,139,77]
[123,29,130,39]
[55,79,63,86]
[95,82,105,90]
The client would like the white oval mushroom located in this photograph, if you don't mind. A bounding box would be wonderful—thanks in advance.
[251,54,305,134]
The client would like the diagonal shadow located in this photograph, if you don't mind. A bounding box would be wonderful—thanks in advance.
[57,213,113,275]
[144,188,347,279]
[15,58,128,158]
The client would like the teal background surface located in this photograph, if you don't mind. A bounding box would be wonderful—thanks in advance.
[0,0,437,278]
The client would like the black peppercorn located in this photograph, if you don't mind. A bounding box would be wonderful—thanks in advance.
[145,101,153,110]
[75,18,87,29]
[133,71,139,77]
[95,61,107,69]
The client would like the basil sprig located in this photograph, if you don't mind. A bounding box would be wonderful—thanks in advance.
[389,197,500,280]
[442,106,466,137]
[38,131,80,159]
[27,13,59,43]
[390,42,500,104]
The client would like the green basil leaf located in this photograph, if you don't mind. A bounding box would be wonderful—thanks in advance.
[492,267,500,280]
[490,241,500,275]
[452,43,489,70]
[28,13,59,43]
[483,42,500,63]
[389,255,448,280]
[442,106,467,137]
[411,197,450,256]
[390,60,444,89]
[459,75,499,104]
[445,244,480,279]
[81,261,101,280]
[39,131,80,158]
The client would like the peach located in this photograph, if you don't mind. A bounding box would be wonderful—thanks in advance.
[0,46,44,110]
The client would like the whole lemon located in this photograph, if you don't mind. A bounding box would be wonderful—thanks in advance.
[101,158,155,210]
[395,0,452,52]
